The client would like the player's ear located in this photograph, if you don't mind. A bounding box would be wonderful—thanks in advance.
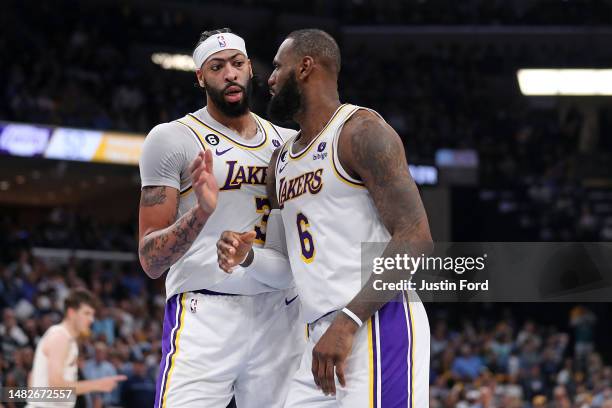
[196,68,206,88]
[298,56,314,80]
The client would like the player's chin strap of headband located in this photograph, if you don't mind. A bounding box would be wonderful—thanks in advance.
[193,32,248,70]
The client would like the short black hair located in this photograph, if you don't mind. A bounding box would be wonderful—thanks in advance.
[64,288,98,313]
[286,29,341,74]
[194,28,233,53]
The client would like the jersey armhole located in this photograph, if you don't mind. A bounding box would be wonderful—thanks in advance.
[176,119,208,151]
[266,120,286,143]
[331,108,369,188]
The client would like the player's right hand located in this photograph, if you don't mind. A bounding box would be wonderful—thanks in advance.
[95,375,127,392]
[217,230,256,273]
[189,149,218,215]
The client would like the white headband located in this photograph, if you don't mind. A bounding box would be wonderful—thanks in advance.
[193,32,248,70]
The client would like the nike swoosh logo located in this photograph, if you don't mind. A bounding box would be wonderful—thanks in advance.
[278,163,288,173]
[216,147,233,156]
[285,295,298,306]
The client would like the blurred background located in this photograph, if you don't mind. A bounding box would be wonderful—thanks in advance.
[1,0,612,407]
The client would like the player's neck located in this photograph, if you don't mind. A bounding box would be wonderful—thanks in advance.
[295,94,341,145]
[60,320,78,339]
[206,104,257,139]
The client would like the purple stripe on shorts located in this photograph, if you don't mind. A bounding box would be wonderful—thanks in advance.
[371,313,378,408]
[154,294,180,408]
[378,292,410,408]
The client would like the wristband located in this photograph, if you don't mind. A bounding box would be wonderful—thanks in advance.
[342,307,363,327]
[239,248,254,267]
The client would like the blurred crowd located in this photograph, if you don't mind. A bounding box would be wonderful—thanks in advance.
[428,306,611,407]
[2,0,612,166]
[1,247,610,407]
[0,209,137,252]
[0,250,163,408]
[231,0,612,25]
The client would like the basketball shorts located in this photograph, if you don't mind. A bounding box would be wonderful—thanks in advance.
[284,291,430,408]
[154,287,304,408]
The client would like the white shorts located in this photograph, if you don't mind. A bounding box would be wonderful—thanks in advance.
[154,288,304,408]
[284,291,430,408]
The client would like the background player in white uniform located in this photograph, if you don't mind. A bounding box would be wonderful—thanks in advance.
[27,289,125,408]
[138,28,303,407]
[218,29,432,407]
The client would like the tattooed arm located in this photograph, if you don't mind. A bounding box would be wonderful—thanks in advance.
[310,110,432,395]
[138,150,218,279]
[338,110,432,323]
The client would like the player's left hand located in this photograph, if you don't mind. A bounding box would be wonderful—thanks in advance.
[190,149,219,215]
[217,230,256,273]
[312,313,359,396]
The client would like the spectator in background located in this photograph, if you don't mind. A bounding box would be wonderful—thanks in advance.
[570,305,597,368]
[553,384,572,408]
[83,342,118,407]
[120,356,156,407]
[452,344,485,380]
[11,347,31,387]
[1,309,29,359]
[532,394,547,407]
[91,307,115,345]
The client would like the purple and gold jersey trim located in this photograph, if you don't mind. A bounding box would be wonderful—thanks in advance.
[330,141,366,189]
[288,104,350,160]
[175,120,208,150]
[186,113,269,150]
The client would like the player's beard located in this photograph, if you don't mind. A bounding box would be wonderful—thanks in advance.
[267,71,302,123]
[204,79,252,117]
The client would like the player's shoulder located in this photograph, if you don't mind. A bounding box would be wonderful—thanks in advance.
[253,114,297,143]
[146,120,191,140]
[41,325,71,350]
[342,105,391,138]
[345,105,386,127]
[270,123,298,142]
[143,118,199,153]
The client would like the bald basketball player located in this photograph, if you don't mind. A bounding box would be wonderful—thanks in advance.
[217,29,432,407]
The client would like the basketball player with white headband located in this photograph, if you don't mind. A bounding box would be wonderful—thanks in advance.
[138,28,303,408]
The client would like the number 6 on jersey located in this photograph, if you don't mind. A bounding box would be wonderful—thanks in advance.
[296,212,315,263]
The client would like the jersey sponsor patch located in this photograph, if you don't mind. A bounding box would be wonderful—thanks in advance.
[312,142,328,160]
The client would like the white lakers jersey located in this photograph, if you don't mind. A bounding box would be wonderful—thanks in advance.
[28,324,78,408]
[140,107,295,298]
[275,104,391,323]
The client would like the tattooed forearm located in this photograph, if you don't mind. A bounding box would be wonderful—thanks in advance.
[140,186,168,207]
[139,205,208,278]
